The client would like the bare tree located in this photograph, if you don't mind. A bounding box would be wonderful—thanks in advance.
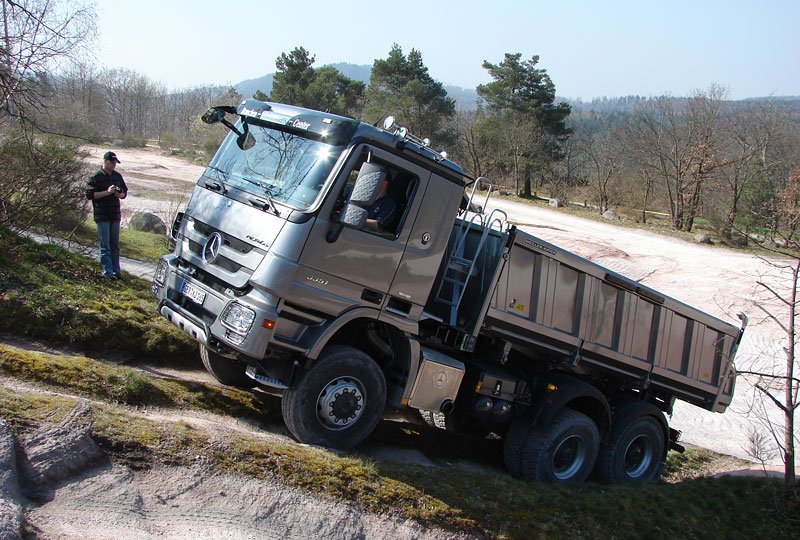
[0,128,89,232]
[452,108,498,181]
[736,172,800,487]
[574,117,624,214]
[708,99,791,243]
[628,86,727,232]
[738,252,799,487]
[1,0,95,121]
[99,67,158,139]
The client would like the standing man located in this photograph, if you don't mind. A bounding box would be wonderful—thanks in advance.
[86,151,128,279]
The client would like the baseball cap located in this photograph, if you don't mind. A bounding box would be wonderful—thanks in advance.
[103,151,121,163]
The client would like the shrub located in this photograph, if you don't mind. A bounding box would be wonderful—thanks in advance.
[0,128,90,233]
[120,136,147,148]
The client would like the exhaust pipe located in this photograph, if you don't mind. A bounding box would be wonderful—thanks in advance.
[439,399,455,415]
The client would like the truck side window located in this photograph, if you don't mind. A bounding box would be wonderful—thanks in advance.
[362,166,416,238]
[333,159,418,239]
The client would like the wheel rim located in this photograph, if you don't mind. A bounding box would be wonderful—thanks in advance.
[624,434,655,478]
[316,377,366,430]
[551,435,588,480]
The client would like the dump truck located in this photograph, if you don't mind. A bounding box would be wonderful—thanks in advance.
[152,99,746,484]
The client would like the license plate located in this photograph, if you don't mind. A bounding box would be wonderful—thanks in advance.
[180,281,206,305]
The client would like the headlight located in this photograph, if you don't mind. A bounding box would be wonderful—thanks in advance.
[154,259,168,285]
[220,302,256,334]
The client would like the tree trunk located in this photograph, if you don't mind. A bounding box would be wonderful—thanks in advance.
[522,165,532,198]
[785,262,798,487]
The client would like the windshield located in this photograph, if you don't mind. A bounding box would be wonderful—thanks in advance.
[207,120,346,210]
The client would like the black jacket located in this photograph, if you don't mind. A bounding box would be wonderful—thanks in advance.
[86,169,127,222]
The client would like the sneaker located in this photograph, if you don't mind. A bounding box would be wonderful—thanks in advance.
[113,273,121,280]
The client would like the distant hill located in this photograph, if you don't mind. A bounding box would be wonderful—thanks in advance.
[235,63,480,110]
[567,95,800,114]
[236,73,275,101]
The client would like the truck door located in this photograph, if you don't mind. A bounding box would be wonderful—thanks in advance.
[298,145,431,315]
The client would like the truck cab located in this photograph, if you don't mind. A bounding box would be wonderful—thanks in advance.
[152,98,467,447]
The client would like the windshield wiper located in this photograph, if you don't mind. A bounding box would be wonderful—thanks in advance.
[205,166,229,194]
[238,177,281,216]
[248,194,281,217]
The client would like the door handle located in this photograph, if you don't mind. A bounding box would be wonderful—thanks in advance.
[361,289,384,305]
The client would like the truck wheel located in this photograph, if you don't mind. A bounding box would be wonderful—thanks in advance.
[594,415,666,483]
[199,345,255,388]
[281,345,386,450]
[503,418,533,479]
[520,408,599,484]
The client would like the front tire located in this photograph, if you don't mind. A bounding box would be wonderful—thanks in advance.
[281,345,386,450]
[594,414,666,483]
[199,345,255,388]
[520,408,599,484]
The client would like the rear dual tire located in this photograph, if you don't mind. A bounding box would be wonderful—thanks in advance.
[594,413,666,483]
[504,408,599,485]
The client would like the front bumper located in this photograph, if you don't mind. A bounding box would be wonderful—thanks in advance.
[152,255,279,359]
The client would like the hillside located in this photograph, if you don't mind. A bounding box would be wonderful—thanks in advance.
[0,147,795,538]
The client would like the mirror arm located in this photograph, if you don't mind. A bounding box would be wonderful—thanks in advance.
[222,118,242,136]
[326,222,344,243]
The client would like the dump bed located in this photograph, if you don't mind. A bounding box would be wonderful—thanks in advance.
[486,229,742,412]
[428,217,743,413]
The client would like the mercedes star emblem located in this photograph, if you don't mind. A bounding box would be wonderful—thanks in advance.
[202,232,223,264]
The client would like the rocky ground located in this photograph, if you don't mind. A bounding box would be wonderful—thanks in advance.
[0,373,474,540]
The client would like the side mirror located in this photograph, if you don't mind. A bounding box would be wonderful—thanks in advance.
[348,162,385,207]
[237,131,256,150]
[201,107,226,124]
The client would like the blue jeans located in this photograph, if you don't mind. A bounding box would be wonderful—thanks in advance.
[96,220,121,277]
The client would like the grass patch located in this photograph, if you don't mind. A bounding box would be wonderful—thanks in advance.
[0,344,281,424]
[0,228,195,363]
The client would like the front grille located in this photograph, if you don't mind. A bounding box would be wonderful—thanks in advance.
[193,220,254,254]
[187,238,243,273]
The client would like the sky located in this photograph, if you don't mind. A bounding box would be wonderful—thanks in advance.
[91,0,799,101]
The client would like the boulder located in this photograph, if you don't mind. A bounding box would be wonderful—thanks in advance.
[694,233,712,244]
[602,209,620,220]
[549,198,563,208]
[18,401,105,501]
[129,212,167,235]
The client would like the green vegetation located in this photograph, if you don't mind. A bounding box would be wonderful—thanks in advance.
[0,228,195,362]
[0,345,280,423]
